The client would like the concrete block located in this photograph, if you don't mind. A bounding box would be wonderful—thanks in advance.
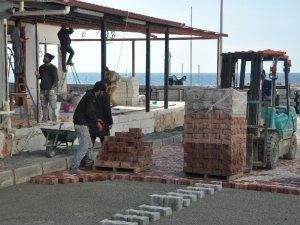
[167,192,197,202]
[125,209,160,221]
[42,159,67,174]
[182,198,191,207]
[176,189,205,199]
[149,194,184,211]
[187,186,215,195]
[139,204,172,216]
[14,164,43,184]
[111,213,149,225]
[0,170,14,188]
[194,183,223,191]
[99,219,138,225]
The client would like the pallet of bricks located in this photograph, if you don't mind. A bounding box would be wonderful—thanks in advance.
[94,128,153,173]
[183,88,247,180]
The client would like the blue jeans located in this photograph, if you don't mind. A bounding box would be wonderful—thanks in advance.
[12,44,23,74]
[40,90,57,122]
[72,124,94,169]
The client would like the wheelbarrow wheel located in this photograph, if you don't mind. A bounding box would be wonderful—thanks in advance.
[46,146,57,158]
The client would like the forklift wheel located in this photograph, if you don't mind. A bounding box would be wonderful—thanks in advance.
[284,133,297,160]
[46,146,57,158]
[265,132,279,169]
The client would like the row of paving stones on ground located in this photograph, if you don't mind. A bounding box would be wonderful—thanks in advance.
[99,182,222,225]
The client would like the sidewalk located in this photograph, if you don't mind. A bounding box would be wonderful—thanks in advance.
[0,127,183,188]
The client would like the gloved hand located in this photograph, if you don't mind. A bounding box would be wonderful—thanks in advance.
[97,119,104,131]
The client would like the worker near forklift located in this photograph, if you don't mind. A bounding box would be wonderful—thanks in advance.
[57,24,74,72]
[70,81,106,174]
[262,69,272,101]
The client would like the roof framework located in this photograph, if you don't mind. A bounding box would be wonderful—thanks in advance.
[11,0,227,39]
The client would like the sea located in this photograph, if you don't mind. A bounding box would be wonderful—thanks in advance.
[8,72,300,86]
[65,72,300,86]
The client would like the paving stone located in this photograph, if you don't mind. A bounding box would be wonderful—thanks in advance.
[187,186,215,195]
[0,170,14,188]
[138,204,172,216]
[176,189,205,199]
[183,198,191,207]
[194,183,223,191]
[99,219,138,225]
[125,209,160,221]
[111,213,149,225]
[167,192,197,202]
[149,194,183,211]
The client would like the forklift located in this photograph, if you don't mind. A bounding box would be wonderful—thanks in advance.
[220,50,297,169]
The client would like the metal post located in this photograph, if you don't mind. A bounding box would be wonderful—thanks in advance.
[189,6,193,87]
[164,27,169,109]
[101,19,107,80]
[132,40,135,77]
[145,25,151,112]
[35,21,39,122]
[217,0,223,88]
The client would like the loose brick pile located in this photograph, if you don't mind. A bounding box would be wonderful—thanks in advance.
[94,128,153,168]
[183,88,247,177]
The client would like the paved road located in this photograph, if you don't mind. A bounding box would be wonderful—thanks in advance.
[0,180,299,225]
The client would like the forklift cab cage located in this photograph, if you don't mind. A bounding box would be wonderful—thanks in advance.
[220,50,296,169]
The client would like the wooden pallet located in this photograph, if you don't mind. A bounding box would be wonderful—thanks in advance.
[93,164,151,173]
[184,171,243,181]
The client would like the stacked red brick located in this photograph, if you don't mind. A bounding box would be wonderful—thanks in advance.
[183,88,247,176]
[94,128,153,168]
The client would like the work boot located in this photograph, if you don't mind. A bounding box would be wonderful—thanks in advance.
[69,168,84,174]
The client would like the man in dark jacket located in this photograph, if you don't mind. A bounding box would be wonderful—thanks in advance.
[90,79,113,145]
[57,24,74,72]
[71,81,106,173]
[35,53,58,122]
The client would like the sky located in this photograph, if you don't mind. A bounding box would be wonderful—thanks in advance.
[70,0,300,73]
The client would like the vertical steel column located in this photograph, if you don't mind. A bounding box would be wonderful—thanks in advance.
[145,25,151,112]
[284,58,290,113]
[132,40,135,77]
[101,19,107,80]
[164,27,169,109]
[35,21,39,122]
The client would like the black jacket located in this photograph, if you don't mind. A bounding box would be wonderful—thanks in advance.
[57,27,74,46]
[38,64,58,90]
[90,93,113,137]
[73,90,98,127]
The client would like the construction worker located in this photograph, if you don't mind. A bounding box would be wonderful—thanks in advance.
[104,67,121,107]
[57,24,74,72]
[70,81,106,174]
[10,18,27,76]
[35,53,58,122]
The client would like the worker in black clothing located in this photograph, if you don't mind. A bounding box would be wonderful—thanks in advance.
[262,69,272,101]
[57,24,74,72]
[90,79,114,145]
[71,81,106,174]
[35,53,58,122]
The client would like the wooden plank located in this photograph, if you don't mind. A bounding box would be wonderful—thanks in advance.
[184,171,243,181]
[93,164,151,174]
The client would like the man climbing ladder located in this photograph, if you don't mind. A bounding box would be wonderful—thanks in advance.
[57,24,74,73]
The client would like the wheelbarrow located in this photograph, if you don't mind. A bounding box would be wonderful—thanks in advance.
[40,123,77,157]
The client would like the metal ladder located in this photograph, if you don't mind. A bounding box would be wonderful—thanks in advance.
[58,63,81,91]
